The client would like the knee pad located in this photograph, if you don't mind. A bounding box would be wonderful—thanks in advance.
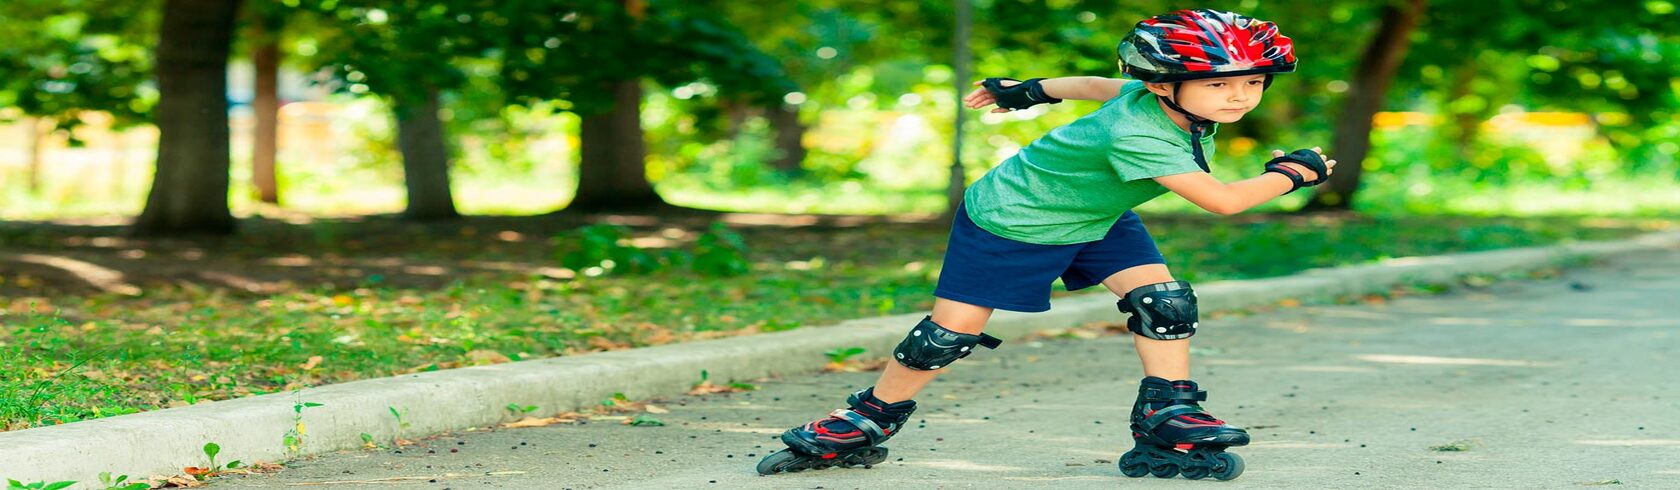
[892,316,1003,370]
[1117,281,1199,340]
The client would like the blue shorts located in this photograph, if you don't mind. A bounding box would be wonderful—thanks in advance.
[934,203,1166,313]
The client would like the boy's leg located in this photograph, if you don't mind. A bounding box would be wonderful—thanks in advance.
[1102,263,1248,481]
[1100,263,1190,380]
[870,297,994,403]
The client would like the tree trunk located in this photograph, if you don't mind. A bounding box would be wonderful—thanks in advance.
[767,103,806,174]
[724,100,754,138]
[251,18,281,204]
[946,0,972,222]
[394,88,459,221]
[1303,0,1427,211]
[25,118,45,196]
[570,80,662,211]
[1447,60,1482,164]
[134,0,241,235]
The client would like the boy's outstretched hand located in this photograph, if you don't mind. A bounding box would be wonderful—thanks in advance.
[1268,146,1337,182]
[964,80,1018,113]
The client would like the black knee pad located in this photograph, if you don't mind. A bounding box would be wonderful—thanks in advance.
[892,316,1002,370]
[1117,281,1199,340]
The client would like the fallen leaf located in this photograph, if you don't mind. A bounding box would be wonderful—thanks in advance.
[644,404,669,414]
[465,350,512,365]
[1279,298,1302,307]
[160,474,205,487]
[587,336,631,351]
[687,381,747,395]
[502,416,563,428]
[300,355,323,370]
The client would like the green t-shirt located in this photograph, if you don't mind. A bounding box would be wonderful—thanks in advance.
[963,81,1216,245]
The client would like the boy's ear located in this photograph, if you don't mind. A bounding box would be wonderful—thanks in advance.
[1142,82,1175,97]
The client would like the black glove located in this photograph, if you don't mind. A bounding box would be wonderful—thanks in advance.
[1263,149,1330,194]
[981,77,1062,110]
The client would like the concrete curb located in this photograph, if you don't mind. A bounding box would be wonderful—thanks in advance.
[3,231,1677,486]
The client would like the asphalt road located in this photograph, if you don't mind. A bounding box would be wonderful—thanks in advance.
[216,250,1680,489]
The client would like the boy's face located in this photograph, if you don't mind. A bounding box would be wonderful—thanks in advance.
[1144,75,1268,124]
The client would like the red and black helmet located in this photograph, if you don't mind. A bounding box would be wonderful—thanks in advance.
[1118,9,1297,83]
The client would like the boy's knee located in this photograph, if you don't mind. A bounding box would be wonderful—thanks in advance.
[893,316,1003,370]
[1117,281,1200,340]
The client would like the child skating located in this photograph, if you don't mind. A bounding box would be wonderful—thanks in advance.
[757,9,1334,481]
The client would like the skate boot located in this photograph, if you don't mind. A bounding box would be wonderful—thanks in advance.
[756,387,915,475]
[1117,376,1250,480]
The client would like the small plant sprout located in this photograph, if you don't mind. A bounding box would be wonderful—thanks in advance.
[186,442,243,481]
[97,472,148,490]
[360,432,380,450]
[505,403,539,418]
[825,346,866,363]
[388,406,411,446]
[282,394,324,457]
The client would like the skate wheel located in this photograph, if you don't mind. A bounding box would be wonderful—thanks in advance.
[1212,452,1245,481]
[1181,465,1210,480]
[758,447,888,475]
[757,449,812,475]
[1150,464,1179,478]
[1118,450,1150,478]
[836,446,889,468]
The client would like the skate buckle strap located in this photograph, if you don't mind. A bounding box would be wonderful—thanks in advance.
[977,333,1003,349]
[829,409,890,445]
[1141,387,1207,403]
[1140,404,1207,431]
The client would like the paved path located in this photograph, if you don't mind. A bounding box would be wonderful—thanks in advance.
[217,250,1680,489]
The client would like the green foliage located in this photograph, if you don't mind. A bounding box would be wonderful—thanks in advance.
[0,314,135,429]
[281,396,323,457]
[556,224,662,275]
[387,406,410,447]
[5,481,74,490]
[0,0,157,130]
[824,347,866,363]
[496,0,794,113]
[289,0,475,106]
[96,472,147,490]
[627,414,665,426]
[193,442,243,481]
[555,222,750,277]
[690,223,751,277]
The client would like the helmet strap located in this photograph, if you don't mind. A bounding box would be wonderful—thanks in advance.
[1160,83,1213,173]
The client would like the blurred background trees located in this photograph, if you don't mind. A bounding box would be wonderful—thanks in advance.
[1,0,1675,234]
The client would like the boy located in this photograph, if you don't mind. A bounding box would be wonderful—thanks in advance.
[757,9,1334,481]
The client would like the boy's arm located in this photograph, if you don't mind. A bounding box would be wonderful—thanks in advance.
[964,77,1129,112]
[1154,149,1337,215]
[1039,77,1129,101]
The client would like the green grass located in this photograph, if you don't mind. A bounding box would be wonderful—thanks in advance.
[0,210,1672,431]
